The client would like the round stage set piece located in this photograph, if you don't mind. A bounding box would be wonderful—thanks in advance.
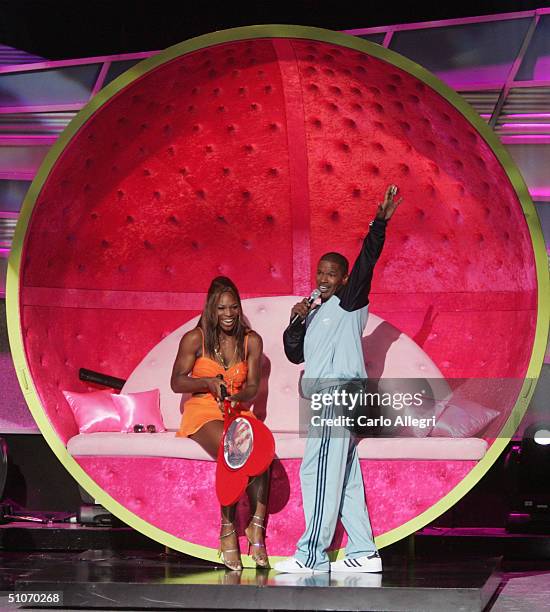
[7,26,548,564]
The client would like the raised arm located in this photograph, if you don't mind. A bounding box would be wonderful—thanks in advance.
[170,328,226,399]
[339,185,402,312]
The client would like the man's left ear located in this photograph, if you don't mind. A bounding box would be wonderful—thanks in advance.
[342,273,349,285]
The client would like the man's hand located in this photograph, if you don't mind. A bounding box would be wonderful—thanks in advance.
[376,184,403,221]
[290,298,312,322]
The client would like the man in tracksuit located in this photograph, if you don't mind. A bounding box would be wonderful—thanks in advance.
[274,185,402,574]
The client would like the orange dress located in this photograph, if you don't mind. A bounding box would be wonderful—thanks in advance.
[176,331,255,437]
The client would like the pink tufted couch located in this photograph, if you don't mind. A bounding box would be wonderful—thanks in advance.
[67,297,490,462]
[64,297,495,556]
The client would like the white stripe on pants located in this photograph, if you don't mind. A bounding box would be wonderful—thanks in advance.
[294,392,377,571]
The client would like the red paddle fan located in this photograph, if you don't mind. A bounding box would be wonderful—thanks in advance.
[215,392,275,507]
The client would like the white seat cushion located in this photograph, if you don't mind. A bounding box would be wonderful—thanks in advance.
[67,431,488,461]
[67,431,213,460]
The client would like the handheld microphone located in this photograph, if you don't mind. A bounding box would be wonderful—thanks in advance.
[290,288,321,325]
[216,374,228,400]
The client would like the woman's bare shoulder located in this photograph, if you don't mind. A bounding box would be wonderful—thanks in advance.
[246,330,263,351]
[179,327,203,351]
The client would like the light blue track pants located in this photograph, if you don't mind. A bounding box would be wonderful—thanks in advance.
[294,395,377,571]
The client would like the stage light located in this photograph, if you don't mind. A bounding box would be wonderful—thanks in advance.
[518,423,550,492]
[506,422,550,533]
[533,428,550,446]
[77,504,117,526]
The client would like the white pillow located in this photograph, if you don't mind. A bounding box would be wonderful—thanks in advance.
[431,398,499,438]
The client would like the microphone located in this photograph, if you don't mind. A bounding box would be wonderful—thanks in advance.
[216,374,228,400]
[290,288,321,325]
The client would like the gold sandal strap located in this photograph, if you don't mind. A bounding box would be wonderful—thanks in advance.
[249,522,265,530]
[220,529,237,538]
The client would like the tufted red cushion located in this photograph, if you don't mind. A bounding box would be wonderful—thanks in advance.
[74,455,478,554]
[16,33,540,554]
[20,41,536,441]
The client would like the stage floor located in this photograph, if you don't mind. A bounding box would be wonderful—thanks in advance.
[0,549,500,611]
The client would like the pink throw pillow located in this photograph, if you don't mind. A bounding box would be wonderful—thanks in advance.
[62,389,121,434]
[111,389,166,433]
[431,398,499,438]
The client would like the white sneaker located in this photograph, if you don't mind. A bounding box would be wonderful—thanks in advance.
[273,557,328,574]
[330,552,382,573]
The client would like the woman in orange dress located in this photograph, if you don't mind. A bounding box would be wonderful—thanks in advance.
[171,276,270,570]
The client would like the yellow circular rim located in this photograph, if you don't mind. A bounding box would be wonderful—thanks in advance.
[6,25,549,564]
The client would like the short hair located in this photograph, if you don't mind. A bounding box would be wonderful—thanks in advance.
[319,252,349,275]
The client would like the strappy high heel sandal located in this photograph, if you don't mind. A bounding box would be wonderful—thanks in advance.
[245,514,269,568]
[218,521,242,571]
